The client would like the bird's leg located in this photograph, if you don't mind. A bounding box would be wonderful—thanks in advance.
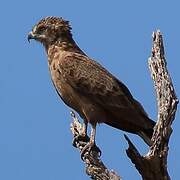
[72,121,89,147]
[80,123,101,159]
[89,123,96,144]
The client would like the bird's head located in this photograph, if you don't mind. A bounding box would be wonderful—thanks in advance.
[28,16,72,46]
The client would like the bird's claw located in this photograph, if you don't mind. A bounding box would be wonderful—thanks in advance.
[80,142,101,160]
[72,134,90,147]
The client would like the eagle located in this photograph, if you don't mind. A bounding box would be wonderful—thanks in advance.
[28,16,155,156]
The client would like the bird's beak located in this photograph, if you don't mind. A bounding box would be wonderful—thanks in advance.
[27,31,36,43]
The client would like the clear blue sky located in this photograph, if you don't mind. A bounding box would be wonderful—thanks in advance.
[0,0,179,179]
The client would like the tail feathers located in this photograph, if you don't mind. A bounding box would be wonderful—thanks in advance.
[137,117,156,146]
[138,128,154,146]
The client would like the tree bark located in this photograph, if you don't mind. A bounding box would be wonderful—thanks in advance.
[70,30,178,180]
[125,30,178,180]
[70,111,121,180]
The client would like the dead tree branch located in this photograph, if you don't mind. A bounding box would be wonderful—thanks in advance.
[70,111,121,180]
[124,30,178,180]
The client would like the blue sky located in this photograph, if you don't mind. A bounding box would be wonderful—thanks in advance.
[0,0,179,179]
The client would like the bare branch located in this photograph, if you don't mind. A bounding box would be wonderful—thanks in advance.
[70,111,121,180]
[124,30,178,180]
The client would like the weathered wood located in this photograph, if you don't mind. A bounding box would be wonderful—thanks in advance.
[70,111,121,180]
[124,30,178,180]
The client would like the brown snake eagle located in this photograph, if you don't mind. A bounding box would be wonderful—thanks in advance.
[28,16,155,157]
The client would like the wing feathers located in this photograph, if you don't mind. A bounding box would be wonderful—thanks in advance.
[59,53,148,118]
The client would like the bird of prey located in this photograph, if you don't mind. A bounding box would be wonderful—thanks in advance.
[28,16,155,155]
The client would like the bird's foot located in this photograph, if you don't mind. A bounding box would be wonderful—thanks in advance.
[80,142,101,160]
[72,134,90,148]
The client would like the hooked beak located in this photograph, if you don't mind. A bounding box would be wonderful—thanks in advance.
[27,31,36,43]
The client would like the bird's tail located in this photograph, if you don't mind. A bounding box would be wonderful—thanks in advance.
[138,130,153,146]
[138,118,155,146]
[104,111,156,146]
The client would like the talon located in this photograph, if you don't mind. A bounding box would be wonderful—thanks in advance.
[80,142,101,160]
[72,134,90,147]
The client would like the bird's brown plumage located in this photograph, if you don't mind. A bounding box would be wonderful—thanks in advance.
[28,16,155,147]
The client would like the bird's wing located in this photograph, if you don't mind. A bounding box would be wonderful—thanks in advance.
[59,53,148,117]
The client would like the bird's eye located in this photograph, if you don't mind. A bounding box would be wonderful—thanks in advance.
[37,26,46,33]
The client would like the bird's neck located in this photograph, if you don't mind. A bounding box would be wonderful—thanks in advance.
[45,35,86,65]
[45,35,85,55]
